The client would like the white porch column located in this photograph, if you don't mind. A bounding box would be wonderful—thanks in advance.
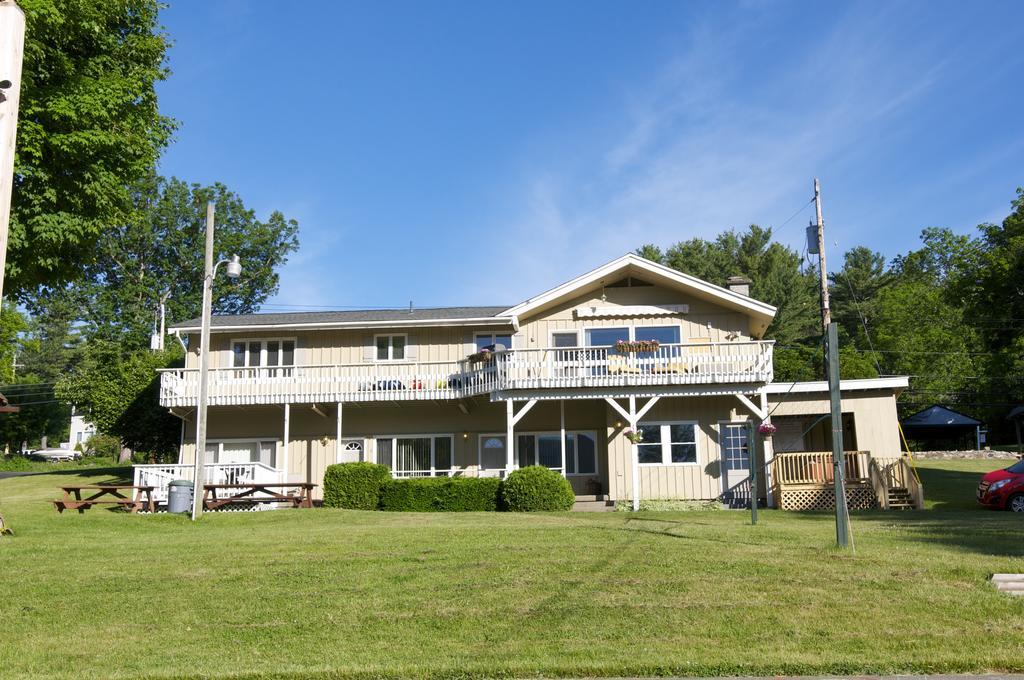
[629,395,639,511]
[282,403,291,482]
[760,388,775,508]
[335,402,343,463]
[505,399,514,473]
[559,399,567,476]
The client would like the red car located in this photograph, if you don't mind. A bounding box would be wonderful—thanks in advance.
[977,459,1024,512]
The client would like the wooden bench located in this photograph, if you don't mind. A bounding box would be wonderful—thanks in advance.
[201,482,316,511]
[53,485,156,514]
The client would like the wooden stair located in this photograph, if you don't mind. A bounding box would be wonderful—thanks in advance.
[887,487,916,510]
[572,494,615,512]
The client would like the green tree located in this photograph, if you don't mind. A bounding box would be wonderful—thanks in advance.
[55,343,182,461]
[0,305,81,453]
[31,176,300,349]
[8,0,174,296]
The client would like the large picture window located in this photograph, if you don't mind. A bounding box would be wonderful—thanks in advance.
[375,435,453,476]
[636,421,699,465]
[475,333,512,352]
[515,431,597,475]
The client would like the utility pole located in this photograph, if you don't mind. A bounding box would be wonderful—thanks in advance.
[814,178,830,331]
[813,178,831,331]
[812,177,850,548]
[191,203,216,521]
[0,1,26,307]
[827,322,849,547]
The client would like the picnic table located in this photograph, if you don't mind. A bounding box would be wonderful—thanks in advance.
[53,485,156,514]
[201,482,316,510]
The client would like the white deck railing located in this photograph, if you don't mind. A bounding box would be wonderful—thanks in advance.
[158,341,773,407]
[133,462,283,504]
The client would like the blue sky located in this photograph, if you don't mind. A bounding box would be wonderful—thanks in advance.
[156,1,1024,312]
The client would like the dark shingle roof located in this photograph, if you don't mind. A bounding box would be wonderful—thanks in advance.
[169,306,511,331]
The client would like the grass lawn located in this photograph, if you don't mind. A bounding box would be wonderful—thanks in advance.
[0,459,1022,679]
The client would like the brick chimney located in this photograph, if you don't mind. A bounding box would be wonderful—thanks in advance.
[726,276,751,297]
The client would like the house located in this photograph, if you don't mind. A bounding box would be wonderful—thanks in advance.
[146,253,917,509]
[62,411,97,451]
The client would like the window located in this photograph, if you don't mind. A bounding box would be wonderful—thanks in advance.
[231,339,296,368]
[515,431,597,475]
[634,325,680,344]
[551,331,578,348]
[375,435,454,476]
[721,423,751,471]
[475,333,512,352]
[202,439,277,467]
[585,327,629,351]
[375,334,406,361]
[636,422,699,465]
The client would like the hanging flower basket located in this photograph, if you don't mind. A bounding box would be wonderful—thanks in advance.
[624,428,644,444]
[615,339,660,354]
[758,422,777,436]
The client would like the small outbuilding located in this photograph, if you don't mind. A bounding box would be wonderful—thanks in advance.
[901,404,983,449]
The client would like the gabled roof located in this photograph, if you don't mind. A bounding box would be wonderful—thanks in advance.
[499,253,777,338]
[168,306,514,333]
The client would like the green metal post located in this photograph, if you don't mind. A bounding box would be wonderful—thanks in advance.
[827,322,849,547]
[750,447,758,525]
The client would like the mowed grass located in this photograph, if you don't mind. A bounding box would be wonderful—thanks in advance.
[0,460,1022,679]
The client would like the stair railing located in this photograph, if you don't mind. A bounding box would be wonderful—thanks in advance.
[867,458,889,510]
[900,457,925,510]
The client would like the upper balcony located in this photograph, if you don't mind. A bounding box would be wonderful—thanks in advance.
[157,340,774,408]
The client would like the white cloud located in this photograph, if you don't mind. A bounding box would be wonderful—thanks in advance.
[465,3,952,304]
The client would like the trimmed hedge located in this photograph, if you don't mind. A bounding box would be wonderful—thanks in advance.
[380,477,502,512]
[501,465,575,512]
[322,462,391,509]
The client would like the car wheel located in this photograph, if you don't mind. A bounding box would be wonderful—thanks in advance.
[1009,494,1024,513]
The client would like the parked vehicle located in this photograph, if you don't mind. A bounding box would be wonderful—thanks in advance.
[29,448,80,462]
[977,459,1024,511]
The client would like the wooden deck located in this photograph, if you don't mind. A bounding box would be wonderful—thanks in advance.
[772,451,924,510]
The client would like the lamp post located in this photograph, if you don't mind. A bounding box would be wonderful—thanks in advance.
[191,202,241,521]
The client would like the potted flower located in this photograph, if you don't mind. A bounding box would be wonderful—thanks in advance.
[615,339,660,354]
[624,428,644,444]
[758,422,777,436]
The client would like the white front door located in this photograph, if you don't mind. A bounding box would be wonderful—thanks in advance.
[720,423,753,507]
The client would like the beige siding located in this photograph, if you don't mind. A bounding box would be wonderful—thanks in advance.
[182,279,757,371]
[186,325,507,370]
[768,390,902,462]
[605,396,755,502]
[516,283,751,349]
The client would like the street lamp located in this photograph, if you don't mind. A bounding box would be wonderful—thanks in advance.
[191,202,242,521]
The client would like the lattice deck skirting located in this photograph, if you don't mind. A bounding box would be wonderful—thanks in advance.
[778,483,878,511]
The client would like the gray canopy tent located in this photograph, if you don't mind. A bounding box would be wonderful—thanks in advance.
[900,404,984,450]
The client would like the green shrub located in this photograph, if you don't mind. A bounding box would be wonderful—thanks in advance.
[85,433,121,460]
[322,462,391,509]
[380,477,502,512]
[501,466,575,512]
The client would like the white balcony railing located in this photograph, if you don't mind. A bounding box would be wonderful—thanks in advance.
[133,462,283,504]
[158,341,773,408]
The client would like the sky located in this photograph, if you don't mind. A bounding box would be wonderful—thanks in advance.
[156,0,1024,313]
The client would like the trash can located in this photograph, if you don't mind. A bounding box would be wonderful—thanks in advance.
[166,479,193,514]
